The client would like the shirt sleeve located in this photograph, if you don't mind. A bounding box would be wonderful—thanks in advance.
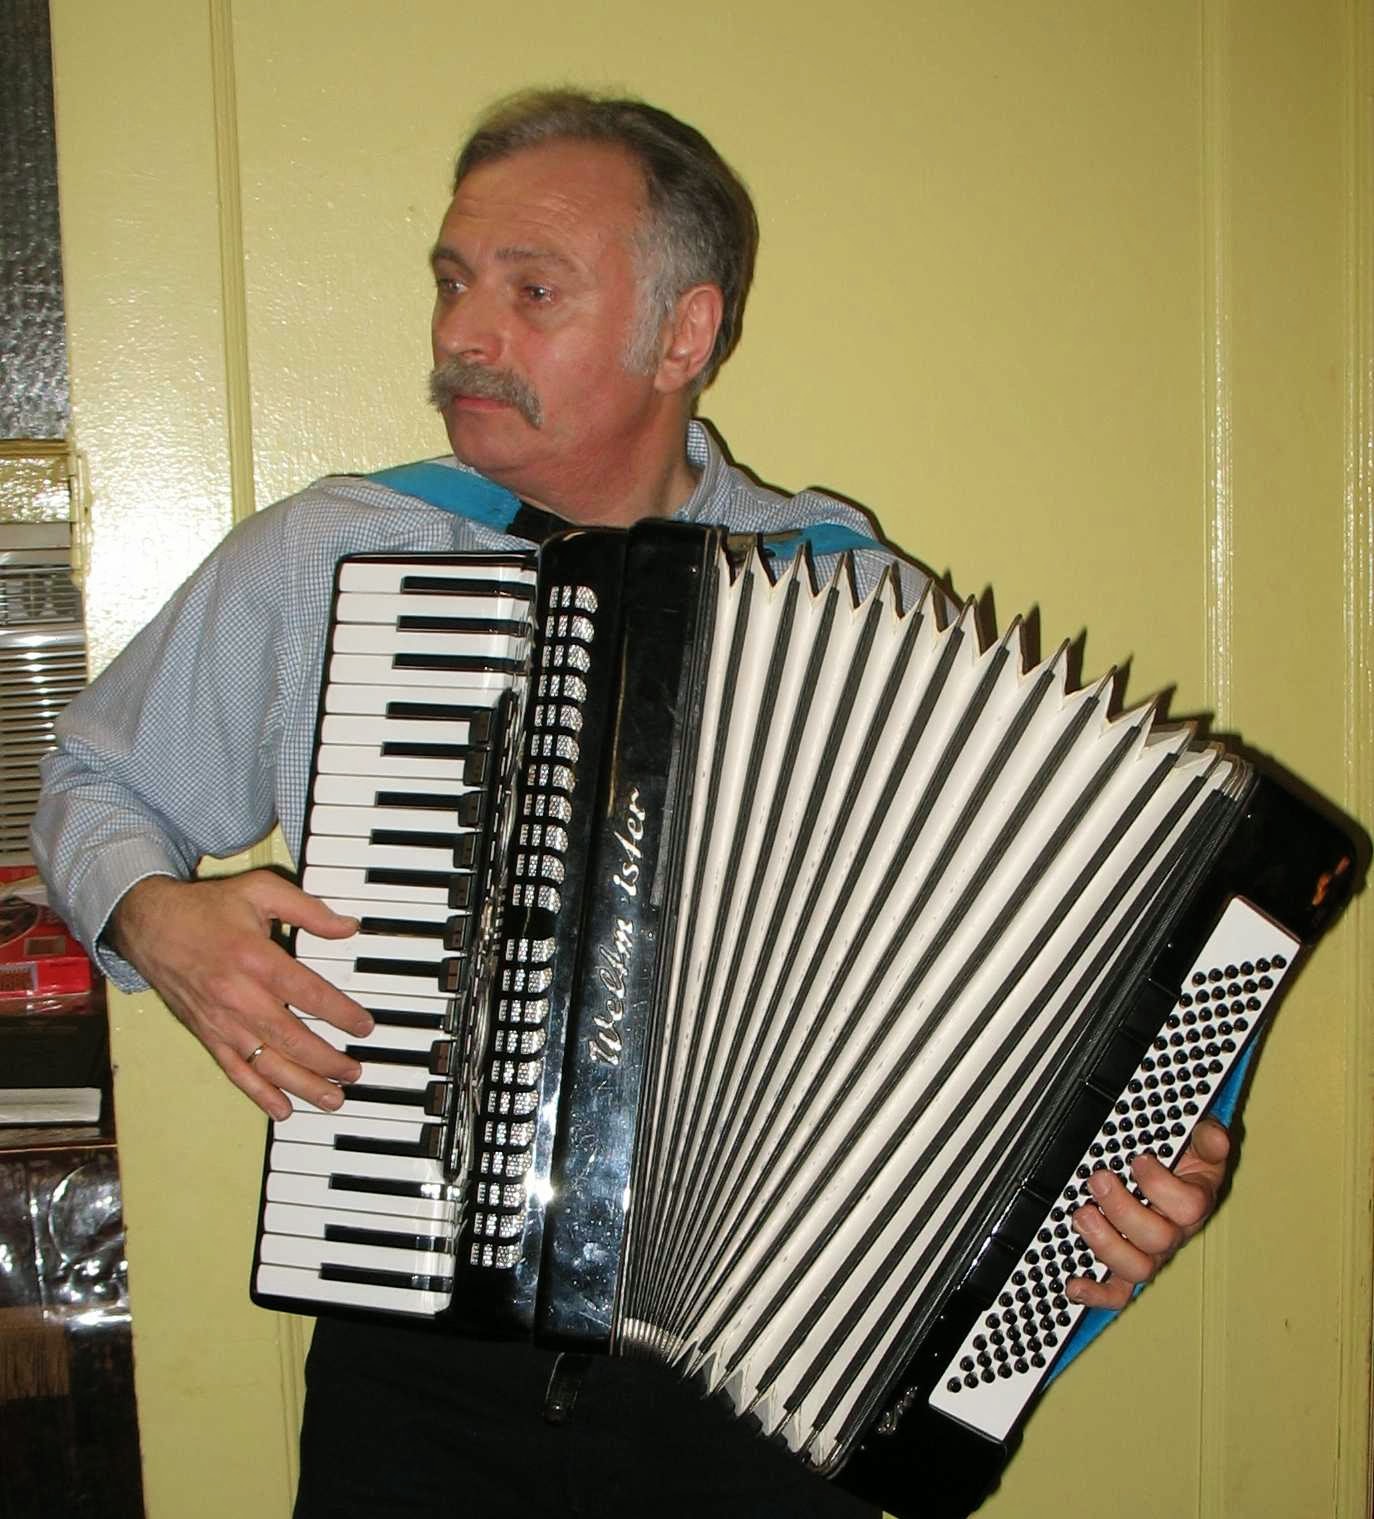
[29,503,296,990]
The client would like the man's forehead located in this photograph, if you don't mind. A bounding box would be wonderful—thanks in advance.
[438,139,646,252]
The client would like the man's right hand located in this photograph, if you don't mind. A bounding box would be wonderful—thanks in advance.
[109,871,373,1120]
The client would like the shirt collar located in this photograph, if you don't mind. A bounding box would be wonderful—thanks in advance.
[674,419,728,522]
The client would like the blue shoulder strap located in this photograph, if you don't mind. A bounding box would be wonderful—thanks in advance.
[367,459,882,559]
[368,459,523,531]
[756,524,883,560]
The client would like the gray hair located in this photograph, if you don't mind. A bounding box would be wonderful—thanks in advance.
[453,89,758,391]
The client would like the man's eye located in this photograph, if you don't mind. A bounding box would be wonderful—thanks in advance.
[435,276,465,296]
[523,284,554,303]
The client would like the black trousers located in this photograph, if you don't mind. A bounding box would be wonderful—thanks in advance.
[295,1316,883,1518]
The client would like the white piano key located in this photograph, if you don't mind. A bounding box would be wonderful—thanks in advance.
[349,1062,435,1092]
[314,745,470,780]
[327,654,521,690]
[268,1139,442,1187]
[296,930,450,965]
[309,774,480,809]
[337,559,536,596]
[273,1109,433,1149]
[313,1092,434,1124]
[254,1262,450,1317]
[325,683,504,716]
[299,957,453,1001]
[304,835,461,873]
[266,1167,455,1223]
[330,624,526,661]
[263,1200,443,1240]
[260,1231,452,1281]
[335,591,534,626]
[301,895,454,927]
[309,988,452,1019]
[286,983,451,1030]
[308,804,477,840]
[319,714,485,749]
[300,865,452,907]
[263,1201,453,1246]
[300,1016,449,1056]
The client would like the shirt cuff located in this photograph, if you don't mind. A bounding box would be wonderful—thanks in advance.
[65,839,190,992]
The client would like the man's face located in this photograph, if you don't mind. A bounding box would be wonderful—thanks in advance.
[429,139,664,511]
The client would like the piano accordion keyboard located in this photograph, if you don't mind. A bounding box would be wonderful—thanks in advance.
[253,552,538,1319]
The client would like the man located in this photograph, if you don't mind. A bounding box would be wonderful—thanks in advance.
[32,91,1228,1517]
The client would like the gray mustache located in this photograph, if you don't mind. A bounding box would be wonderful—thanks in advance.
[428,358,543,429]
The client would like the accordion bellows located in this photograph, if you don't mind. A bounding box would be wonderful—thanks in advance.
[610,541,1244,1462]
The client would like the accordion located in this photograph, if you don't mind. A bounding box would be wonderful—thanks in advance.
[251,521,1359,1517]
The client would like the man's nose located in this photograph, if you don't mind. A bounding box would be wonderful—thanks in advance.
[433,287,503,363]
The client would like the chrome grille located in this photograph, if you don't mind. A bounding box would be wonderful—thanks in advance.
[0,524,85,863]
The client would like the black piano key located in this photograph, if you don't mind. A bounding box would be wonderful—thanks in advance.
[342,1083,432,1107]
[429,1042,459,1076]
[373,791,483,827]
[362,1008,446,1031]
[324,1223,452,1254]
[327,1174,444,1200]
[369,829,473,854]
[395,616,528,637]
[334,1127,444,1160]
[363,865,475,894]
[343,1043,434,1067]
[353,956,451,980]
[359,916,450,938]
[385,704,493,743]
[392,652,521,675]
[319,1263,453,1294]
[463,752,488,786]
[448,877,473,911]
[379,742,474,761]
[397,574,534,598]
[423,1082,451,1117]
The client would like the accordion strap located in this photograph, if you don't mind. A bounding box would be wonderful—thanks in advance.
[363,458,882,559]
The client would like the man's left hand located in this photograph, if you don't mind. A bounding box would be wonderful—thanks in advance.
[1065,1116,1232,1310]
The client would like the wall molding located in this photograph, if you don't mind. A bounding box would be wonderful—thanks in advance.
[1198,3,1233,1514]
[1338,0,1374,1514]
[209,5,304,1505]
[1201,0,1234,731]
[209,0,255,530]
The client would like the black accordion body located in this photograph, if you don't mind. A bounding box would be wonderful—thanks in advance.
[251,522,1359,1518]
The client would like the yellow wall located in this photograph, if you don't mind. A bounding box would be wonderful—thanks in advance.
[47,1,1372,1515]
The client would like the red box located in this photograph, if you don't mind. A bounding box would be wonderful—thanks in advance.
[0,897,93,1000]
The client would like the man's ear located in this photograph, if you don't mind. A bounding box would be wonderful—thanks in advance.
[654,283,724,394]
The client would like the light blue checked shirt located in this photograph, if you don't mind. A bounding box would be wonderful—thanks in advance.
[31,421,927,991]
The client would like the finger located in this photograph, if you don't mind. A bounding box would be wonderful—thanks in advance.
[209,1041,301,1122]
[240,871,362,939]
[1069,1196,1160,1286]
[1128,1153,1216,1233]
[1065,1271,1134,1311]
[237,1044,350,1118]
[1180,1116,1231,1172]
[244,1004,365,1082]
[265,953,374,1038]
[1084,1167,1185,1255]
[189,966,366,1086]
